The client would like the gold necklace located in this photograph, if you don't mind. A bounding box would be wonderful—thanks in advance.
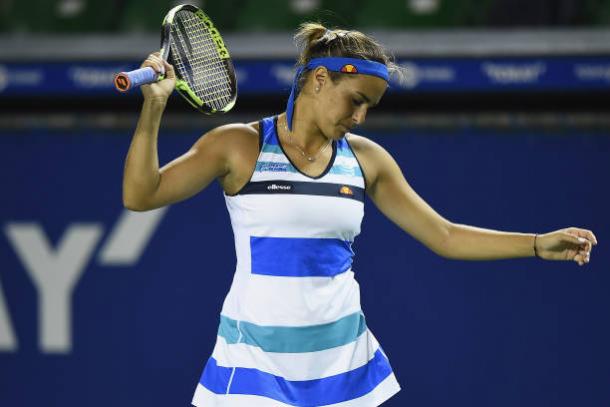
[284,121,331,162]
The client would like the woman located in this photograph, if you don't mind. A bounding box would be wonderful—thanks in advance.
[123,23,597,407]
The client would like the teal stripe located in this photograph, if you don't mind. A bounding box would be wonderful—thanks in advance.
[262,143,355,159]
[261,144,284,155]
[336,147,355,157]
[329,165,363,177]
[217,317,241,343]
[218,312,367,353]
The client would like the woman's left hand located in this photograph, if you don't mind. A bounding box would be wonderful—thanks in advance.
[535,227,598,266]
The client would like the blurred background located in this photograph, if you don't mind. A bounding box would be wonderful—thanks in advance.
[1,0,609,406]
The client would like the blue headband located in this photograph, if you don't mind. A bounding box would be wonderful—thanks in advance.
[286,57,389,131]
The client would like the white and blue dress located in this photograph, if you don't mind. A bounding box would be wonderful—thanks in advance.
[192,116,401,406]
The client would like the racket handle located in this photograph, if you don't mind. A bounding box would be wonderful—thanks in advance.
[114,67,159,92]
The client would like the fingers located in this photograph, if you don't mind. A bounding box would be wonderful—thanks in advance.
[141,52,169,75]
[583,231,597,246]
[578,240,591,267]
[564,228,597,251]
[562,228,596,267]
[163,59,176,79]
[575,250,590,267]
[566,227,598,246]
[570,233,592,267]
[563,231,588,247]
[575,245,590,266]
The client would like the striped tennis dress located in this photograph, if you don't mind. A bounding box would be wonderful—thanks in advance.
[192,116,401,406]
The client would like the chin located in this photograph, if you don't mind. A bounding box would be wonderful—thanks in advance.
[332,130,347,140]
[335,125,349,138]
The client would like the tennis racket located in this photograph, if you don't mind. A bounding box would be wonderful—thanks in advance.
[114,4,237,114]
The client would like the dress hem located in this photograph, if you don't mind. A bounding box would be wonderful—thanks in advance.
[191,372,401,407]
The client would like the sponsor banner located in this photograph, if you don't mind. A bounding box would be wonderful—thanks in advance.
[0,129,608,407]
[394,57,610,91]
[1,57,610,96]
[0,62,135,95]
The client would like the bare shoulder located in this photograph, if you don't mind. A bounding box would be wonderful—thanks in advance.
[190,121,261,194]
[190,121,260,167]
[345,133,393,188]
[193,121,259,151]
[346,133,389,166]
[345,132,391,158]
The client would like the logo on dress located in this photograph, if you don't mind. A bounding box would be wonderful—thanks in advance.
[340,64,358,74]
[339,186,354,196]
[267,183,292,191]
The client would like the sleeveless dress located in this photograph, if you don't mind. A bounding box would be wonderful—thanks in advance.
[192,116,401,406]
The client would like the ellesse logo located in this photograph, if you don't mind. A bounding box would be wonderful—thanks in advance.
[339,186,354,196]
[340,64,358,74]
[267,183,292,191]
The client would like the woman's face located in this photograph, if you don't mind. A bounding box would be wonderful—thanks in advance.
[314,72,388,139]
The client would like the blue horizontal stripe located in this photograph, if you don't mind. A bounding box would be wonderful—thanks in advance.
[200,348,393,406]
[218,312,367,353]
[250,236,354,277]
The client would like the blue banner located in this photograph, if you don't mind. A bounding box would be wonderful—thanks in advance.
[1,56,610,96]
[1,127,609,407]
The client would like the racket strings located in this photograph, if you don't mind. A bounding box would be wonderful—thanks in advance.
[171,24,231,107]
[171,25,228,99]
[170,10,233,111]
[172,15,230,94]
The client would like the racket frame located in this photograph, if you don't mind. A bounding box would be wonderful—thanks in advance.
[115,4,237,115]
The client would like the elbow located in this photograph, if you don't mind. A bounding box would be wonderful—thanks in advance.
[123,197,147,212]
[122,192,154,212]
[122,174,163,212]
[122,180,159,211]
[433,220,456,259]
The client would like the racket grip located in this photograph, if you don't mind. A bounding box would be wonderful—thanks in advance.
[114,67,159,92]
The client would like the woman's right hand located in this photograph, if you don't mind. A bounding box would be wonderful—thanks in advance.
[140,52,176,103]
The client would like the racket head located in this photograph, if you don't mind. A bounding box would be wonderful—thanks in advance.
[160,4,237,114]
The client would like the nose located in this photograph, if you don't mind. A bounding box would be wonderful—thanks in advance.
[352,106,367,126]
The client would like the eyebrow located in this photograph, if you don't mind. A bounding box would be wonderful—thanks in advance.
[356,91,379,107]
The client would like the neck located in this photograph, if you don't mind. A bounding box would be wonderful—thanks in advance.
[283,97,329,153]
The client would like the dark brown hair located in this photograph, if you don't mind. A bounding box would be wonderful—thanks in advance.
[294,22,399,88]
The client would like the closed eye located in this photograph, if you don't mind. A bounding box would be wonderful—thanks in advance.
[354,91,379,108]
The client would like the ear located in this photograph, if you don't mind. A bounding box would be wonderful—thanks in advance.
[312,66,329,92]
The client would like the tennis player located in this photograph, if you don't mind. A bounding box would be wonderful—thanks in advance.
[123,23,597,407]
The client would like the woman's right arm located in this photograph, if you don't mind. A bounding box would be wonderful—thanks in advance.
[122,53,245,211]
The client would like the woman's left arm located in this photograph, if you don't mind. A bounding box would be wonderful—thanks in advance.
[444,224,597,266]
[350,135,597,266]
